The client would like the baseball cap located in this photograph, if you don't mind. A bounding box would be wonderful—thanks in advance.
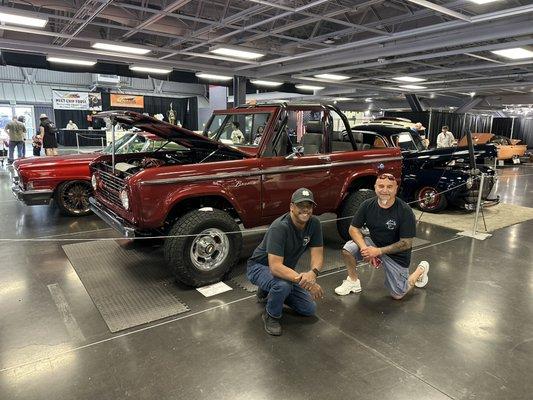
[39,113,48,119]
[291,188,316,205]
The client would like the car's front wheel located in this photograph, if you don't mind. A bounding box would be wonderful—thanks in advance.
[164,209,243,287]
[416,186,447,212]
[56,180,93,216]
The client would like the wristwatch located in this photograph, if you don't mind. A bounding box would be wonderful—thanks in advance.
[312,267,320,277]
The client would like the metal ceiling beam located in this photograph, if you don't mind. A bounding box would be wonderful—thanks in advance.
[454,97,486,113]
[235,4,533,73]
[122,0,193,38]
[406,0,472,22]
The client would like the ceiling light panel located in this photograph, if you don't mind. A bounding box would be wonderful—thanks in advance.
[314,73,350,81]
[250,80,283,87]
[47,56,96,66]
[399,85,427,90]
[195,72,233,81]
[92,42,150,55]
[295,84,325,91]
[0,10,47,27]
[393,76,427,82]
[130,66,172,74]
[209,46,265,60]
[491,48,533,60]
[468,0,502,4]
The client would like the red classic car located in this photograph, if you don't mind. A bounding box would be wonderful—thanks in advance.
[11,131,178,216]
[90,104,402,286]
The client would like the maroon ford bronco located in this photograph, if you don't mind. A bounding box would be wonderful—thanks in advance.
[89,104,402,287]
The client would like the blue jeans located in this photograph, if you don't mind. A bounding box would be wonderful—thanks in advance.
[8,141,24,163]
[247,262,316,319]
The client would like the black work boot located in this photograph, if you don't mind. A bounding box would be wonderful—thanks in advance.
[256,287,268,304]
[262,312,282,336]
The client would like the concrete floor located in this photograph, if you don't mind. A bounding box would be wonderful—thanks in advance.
[0,162,532,400]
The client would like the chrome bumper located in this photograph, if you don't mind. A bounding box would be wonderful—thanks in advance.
[11,184,53,206]
[89,197,136,238]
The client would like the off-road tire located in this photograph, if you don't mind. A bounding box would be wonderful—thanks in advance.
[336,190,375,241]
[164,209,242,287]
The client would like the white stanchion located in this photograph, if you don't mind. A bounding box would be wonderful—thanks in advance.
[458,172,492,240]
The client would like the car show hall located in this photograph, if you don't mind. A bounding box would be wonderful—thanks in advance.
[1,1,532,399]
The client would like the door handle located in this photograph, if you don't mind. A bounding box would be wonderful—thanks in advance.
[318,156,331,161]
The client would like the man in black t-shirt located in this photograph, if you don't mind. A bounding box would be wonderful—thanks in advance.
[335,174,430,299]
[247,188,325,336]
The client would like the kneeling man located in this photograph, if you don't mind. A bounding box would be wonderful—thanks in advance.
[335,174,429,299]
[247,188,324,336]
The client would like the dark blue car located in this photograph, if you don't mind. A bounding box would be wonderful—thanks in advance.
[352,121,499,212]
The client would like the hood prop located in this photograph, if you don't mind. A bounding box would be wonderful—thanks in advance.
[464,130,478,175]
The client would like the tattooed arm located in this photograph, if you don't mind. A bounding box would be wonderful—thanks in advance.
[379,238,413,255]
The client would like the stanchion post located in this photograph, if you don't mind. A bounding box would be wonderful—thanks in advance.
[101,137,104,150]
[76,133,80,154]
[472,173,485,236]
[111,121,115,174]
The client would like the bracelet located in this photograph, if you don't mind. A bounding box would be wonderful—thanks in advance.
[312,267,320,277]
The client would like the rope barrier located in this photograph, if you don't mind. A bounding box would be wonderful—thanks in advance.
[1,169,523,242]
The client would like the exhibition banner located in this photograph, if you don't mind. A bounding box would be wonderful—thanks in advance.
[110,94,144,108]
[52,91,102,110]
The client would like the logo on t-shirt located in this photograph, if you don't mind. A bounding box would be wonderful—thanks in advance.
[303,236,310,246]
[386,219,397,230]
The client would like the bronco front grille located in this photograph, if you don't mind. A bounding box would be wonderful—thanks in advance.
[97,169,125,207]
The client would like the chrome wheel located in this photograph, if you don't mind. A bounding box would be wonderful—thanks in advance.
[189,228,230,272]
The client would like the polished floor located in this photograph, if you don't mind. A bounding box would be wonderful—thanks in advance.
[1,160,532,400]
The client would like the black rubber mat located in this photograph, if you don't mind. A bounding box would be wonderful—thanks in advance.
[63,241,189,333]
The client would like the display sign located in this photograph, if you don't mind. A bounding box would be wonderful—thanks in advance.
[52,90,102,110]
[110,94,144,108]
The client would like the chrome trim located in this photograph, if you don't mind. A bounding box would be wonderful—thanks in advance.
[11,185,54,205]
[140,156,403,186]
[89,197,136,238]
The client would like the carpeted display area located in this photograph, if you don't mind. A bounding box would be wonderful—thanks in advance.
[63,240,190,333]
[414,202,533,232]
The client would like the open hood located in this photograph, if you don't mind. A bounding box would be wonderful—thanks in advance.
[96,111,252,158]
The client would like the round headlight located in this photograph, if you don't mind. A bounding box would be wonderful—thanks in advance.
[466,177,473,189]
[91,174,97,190]
[120,189,130,210]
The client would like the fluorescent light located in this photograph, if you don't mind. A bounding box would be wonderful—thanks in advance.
[295,84,325,91]
[130,66,172,74]
[314,73,350,81]
[195,72,233,81]
[365,98,373,102]
[468,0,501,4]
[209,45,265,60]
[334,97,353,101]
[393,76,426,83]
[47,56,96,66]
[491,48,533,60]
[469,92,476,97]
[92,42,150,55]
[399,85,427,90]
[0,11,47,27]
[250,79,283,87]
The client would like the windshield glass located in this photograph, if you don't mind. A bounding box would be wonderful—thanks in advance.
[392,131,423,151]
[204,112,272,146]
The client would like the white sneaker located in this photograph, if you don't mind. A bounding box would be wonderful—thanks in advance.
[335,278,362,295]
[415,261,429,288]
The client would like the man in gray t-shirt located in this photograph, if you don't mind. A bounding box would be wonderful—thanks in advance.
[247,188,325,336]
[5,116,26,164]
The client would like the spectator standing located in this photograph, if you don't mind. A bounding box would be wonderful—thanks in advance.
[436,126,456,148]
[39,114,59,156]
[5,116,26,164]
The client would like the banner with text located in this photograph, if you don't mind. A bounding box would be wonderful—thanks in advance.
[52,91,102,111]
[110,94,144,108]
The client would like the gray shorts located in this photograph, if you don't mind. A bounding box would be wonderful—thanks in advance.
[343,237,410,296]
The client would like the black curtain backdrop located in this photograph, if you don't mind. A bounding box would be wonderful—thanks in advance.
[384,111,492,147]
[53,93,199,132]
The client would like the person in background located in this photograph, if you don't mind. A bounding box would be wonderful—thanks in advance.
[39,114,59,156]
[5,116,26,164]
[411,122,429,149]
[32,130,42,156]
[253,125,265,145]
[17,115,27,158]
[230,121,244,144]
[436,126,456,148]
[66,120,79,130]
